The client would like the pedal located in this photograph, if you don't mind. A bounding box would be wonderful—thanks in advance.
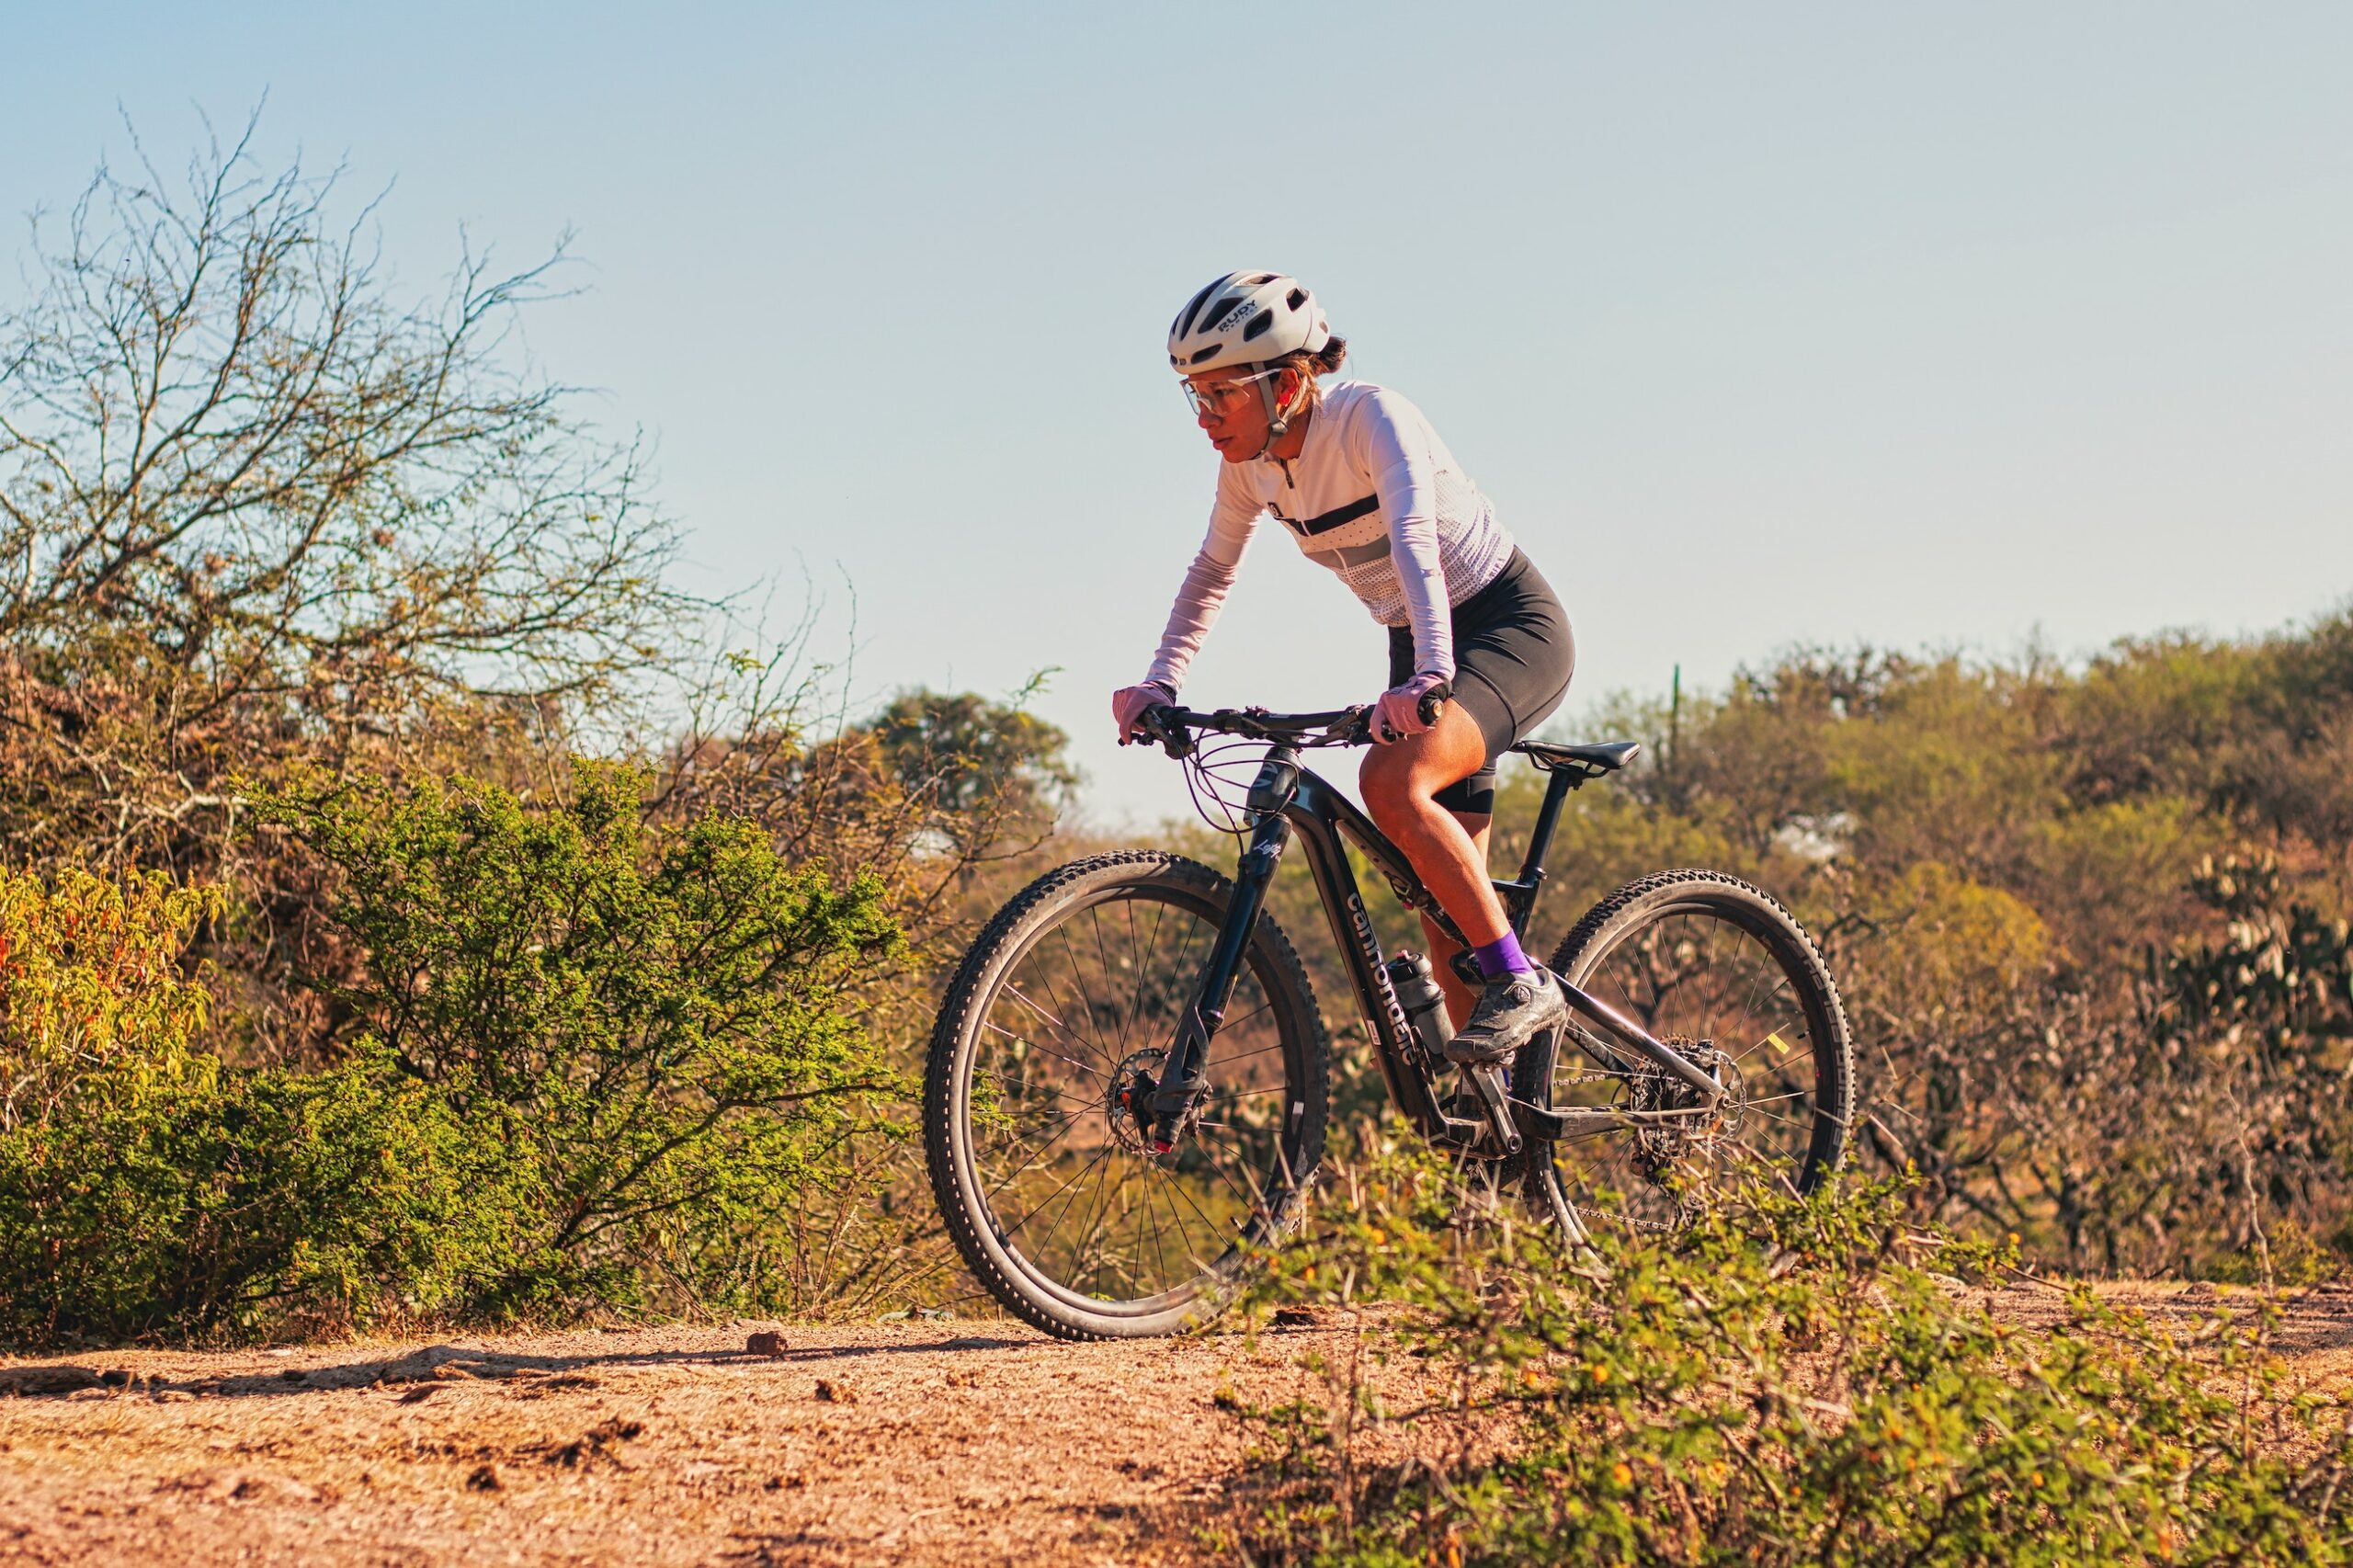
[1462,1064,1523,1157]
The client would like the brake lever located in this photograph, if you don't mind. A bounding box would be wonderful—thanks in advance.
[1145,705,1196,759]
[1327,705,1375,745]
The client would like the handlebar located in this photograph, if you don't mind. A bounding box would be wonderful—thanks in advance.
[1137,683,1450,757]
[1141,704,1367,755]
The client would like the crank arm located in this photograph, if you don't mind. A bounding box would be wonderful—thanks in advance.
[1462,1063,1524,1158]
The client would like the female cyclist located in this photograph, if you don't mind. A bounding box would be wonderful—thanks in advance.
[1113,269,1576,1065]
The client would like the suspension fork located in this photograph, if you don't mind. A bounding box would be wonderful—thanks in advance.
[1146,805,1291,1151]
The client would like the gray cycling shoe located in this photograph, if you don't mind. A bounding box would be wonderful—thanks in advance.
[1441,968,1568,1066]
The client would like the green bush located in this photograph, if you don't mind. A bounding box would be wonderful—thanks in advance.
[1,759,908,1346]
[1221,1148,2353,1566]
[251,758,904,1318]
[0,869,497,1344]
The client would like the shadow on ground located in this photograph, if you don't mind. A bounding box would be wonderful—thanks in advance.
[0,1332,1033,1400]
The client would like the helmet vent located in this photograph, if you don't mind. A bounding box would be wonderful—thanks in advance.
[1174,281,1221,340]
[1241,308,1275,342]
[1250,273,1278,285]
[1286,288,1307,311]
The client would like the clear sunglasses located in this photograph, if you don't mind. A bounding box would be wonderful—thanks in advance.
[1181,366,1283,418]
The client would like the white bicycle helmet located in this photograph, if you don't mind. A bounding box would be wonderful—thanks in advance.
[1166,270,1331,375]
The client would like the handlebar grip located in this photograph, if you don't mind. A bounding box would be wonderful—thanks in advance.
[1416,681,1453,726]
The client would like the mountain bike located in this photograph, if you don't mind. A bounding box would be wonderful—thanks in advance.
[924,702,1853,1341]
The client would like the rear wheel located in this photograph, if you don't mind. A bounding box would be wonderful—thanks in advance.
[1516,869,1853,1233]
[925,852,1330,1340]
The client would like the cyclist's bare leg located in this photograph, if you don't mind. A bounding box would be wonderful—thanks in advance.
[1359,704,1511,994]
[1415,812,1492,1028]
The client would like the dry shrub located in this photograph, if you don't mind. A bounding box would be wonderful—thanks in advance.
[1221,1147,2353,1565]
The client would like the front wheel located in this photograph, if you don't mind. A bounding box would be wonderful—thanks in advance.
[1516,869,1854,1234]
[925,851,1331,1340]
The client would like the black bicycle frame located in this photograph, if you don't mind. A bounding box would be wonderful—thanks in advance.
[1147,742,1726,1152]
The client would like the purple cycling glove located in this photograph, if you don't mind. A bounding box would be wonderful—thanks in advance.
[1372,673,1449,744]
[1112,681,1176,744]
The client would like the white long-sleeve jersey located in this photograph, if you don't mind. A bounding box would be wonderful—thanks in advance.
[1142,381,1515,692]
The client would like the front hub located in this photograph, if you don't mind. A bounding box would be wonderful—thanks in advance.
[1110,1049,1172,1156]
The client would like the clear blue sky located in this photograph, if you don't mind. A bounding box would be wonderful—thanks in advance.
[7,3,2349,823]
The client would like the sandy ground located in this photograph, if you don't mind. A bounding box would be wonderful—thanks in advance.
[0,1317,1359,1568]
[3,1282,2348,1567]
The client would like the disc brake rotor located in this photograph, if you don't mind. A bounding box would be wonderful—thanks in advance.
[1108,1048,1191,1158]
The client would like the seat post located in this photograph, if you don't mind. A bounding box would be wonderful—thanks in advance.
[1492,767,1583,937]
[1494,739,1633,936]
[1518,767,1579,886]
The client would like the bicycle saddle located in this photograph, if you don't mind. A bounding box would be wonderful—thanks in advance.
[1511,739,1642,776]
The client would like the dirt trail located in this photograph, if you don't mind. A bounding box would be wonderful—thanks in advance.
[0,1318,1356,1567]
[3,1282,2347,1567]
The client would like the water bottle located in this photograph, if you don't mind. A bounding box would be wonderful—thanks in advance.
[1383,949,1453,1061]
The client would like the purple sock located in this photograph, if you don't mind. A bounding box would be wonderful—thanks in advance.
[1472,931,1536,981]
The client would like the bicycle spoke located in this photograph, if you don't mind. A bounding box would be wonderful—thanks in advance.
[1048,922,1109,1062]
[1113,895,1168,1052]
[1158,1167,1229,1252]
[978,1067,1097,1108]
[996,988,1111,1076]
[1005,1145,1118,1246]
[1181,1123,1262,1214]
[1028,1148,1107,1265]
[1089,905,1129,1057]
[979,1102,1094,1204]
[1070,1149,1123,1298]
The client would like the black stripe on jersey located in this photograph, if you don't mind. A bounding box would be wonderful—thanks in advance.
[1270,494,1380,538]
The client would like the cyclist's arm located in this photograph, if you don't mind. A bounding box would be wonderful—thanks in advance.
[1142,474,1260,692]
[1354,392,1455,685]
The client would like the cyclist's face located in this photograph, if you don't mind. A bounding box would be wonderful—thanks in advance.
[1186,367,1292,462]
